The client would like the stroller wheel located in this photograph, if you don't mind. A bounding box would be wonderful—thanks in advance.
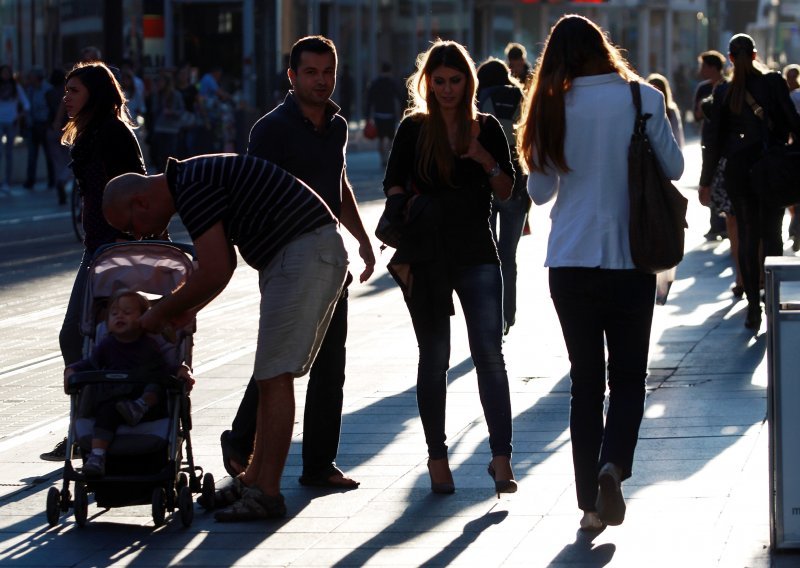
[73,483,88,527]
[178,486,194,527]
[151,487,166,527]
[201,472,215,512]
[177,472,189,493]
[46,487,60,526]
[60,488,71,512]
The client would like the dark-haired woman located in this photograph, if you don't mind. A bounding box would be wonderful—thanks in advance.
[518,15,683,531]
[700,34,800,330]
[476,57,527,335]
[382,40,517,496]
[58,62,146,366]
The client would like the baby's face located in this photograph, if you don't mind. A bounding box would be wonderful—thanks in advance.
[108,296,143,339]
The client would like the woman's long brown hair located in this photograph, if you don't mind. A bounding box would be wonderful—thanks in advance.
[517,15,637,174]
[405,40,478,186]
[62,62,135,146]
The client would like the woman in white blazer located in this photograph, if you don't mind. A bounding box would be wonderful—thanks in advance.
[517,14,684,532]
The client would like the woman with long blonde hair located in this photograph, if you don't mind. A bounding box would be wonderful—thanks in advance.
[381,40,517,496]
[518,15,684,531]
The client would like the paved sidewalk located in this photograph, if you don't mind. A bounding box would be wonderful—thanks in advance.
[0,142,797,566]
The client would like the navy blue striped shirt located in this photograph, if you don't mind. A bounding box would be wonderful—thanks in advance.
[165,154,335,269]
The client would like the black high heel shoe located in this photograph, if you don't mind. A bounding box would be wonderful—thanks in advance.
[487,462,518,498]
[427,459,455,495]
[745,303,761,331]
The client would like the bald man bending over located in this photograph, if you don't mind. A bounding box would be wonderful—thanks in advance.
[103,153,348,522]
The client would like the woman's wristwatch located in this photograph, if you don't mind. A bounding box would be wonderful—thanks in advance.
[486,162,501,178]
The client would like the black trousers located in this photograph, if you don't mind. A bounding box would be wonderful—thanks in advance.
[725,148,785,307]
[229,288,348,478]
[549,267,655,511]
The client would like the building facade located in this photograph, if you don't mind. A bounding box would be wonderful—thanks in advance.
[5,0,799,120]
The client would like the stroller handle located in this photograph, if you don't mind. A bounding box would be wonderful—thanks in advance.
[91,240,197,261]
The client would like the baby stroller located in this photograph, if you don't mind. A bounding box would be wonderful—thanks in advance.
[45,241,215,528]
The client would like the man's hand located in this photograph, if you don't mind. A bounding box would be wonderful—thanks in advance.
[698,185,711,206]
[358,241,376,282]
[139,305,167,335]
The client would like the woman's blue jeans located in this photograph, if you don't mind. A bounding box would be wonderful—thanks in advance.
[549,267,655,512]
[409,263,512,460]
[490,194,528,328]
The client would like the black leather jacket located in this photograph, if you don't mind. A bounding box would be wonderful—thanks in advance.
[700,72,800,186]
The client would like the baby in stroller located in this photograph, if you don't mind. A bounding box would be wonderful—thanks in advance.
[64,288,194,477]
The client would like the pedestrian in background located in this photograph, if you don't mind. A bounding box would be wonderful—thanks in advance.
[383,39,517,497]
[45,68,70,205]
[337,64,354,121]
[149,71,185,172]
[504,42,533,87]
[699,34,800,330]
[0,65,30,194]
[518,14,683,531]
[58,62,147,368]
[175,63,200,158]
[23,67,55,192]
[694,50,729,241]
[476,57,527,335]
[366,62,404,166]
[219,35,375,490]
[781,64,800,251]
[647,73,685,149]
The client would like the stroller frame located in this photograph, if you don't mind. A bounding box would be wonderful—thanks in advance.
[45,241,215,528]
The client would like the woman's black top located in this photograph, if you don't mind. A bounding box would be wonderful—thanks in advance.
[700,72,800,186]
[383,113,514,267]
[71,115,146,253]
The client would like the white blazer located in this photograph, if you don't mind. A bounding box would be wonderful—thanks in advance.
[528,73,684,269]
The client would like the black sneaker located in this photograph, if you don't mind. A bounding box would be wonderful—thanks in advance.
[40,437,73,461]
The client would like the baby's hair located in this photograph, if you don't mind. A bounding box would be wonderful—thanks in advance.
[108,288,150,315]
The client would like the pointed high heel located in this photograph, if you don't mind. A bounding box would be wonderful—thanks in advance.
[427,458,455,495]
[487,461,518,498]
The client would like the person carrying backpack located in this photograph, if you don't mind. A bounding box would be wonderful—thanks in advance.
[476,57,528,335]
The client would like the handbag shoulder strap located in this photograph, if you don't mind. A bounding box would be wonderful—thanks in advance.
[745,89,774,130]
[629,81,652,136]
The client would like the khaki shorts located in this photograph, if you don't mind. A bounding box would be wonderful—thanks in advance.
[253,224,348,380]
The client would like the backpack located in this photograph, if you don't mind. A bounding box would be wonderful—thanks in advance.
[479,85,522,160]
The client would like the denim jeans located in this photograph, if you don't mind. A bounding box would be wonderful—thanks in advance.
[549,267,655,512]
[230,287,349,478]
[60,250,91,366]
[0,122,15,185]
[410,263,512,459]
[490,194,528,327]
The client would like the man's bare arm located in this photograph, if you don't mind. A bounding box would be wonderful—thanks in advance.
[139,221,236,332]
[339,171,375,282]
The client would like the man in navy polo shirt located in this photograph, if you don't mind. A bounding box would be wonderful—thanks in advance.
[103,153,349,520]
[220,35,375,489]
